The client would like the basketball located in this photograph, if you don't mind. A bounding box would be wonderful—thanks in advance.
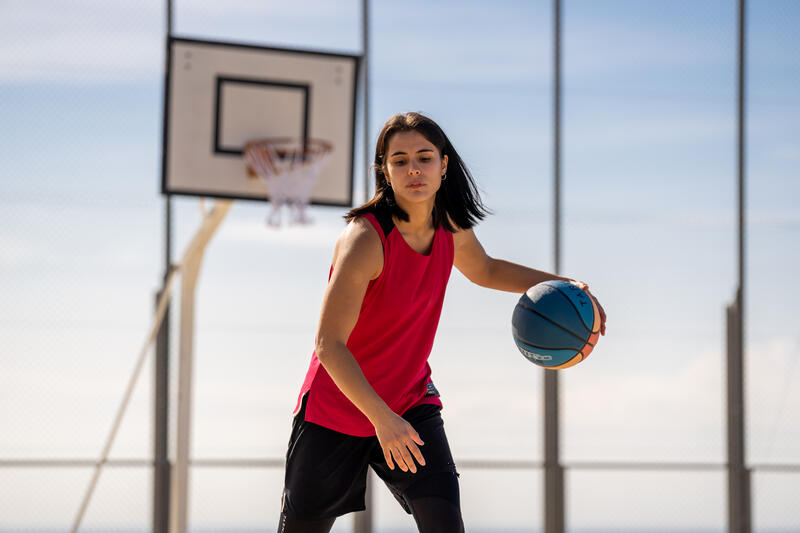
[512,280,601,369]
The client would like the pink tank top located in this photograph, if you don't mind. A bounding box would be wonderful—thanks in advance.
[294,209,455,436]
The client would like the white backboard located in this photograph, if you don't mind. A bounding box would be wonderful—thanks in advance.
[162,37,359,206]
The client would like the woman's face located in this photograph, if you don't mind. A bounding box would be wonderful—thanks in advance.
[383,130,448,208]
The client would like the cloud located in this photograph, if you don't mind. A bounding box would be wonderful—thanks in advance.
[747,337,800,462]
[587,209,800,231]
[0,0,359,84]
[561,346,724,457]
[0,0,163,83]
[562,3,734,79]
[175,0,356,20]
[565,112,732,150]
[0,234,57,268]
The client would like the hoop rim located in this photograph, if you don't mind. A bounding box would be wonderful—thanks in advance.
[243,137,333,155]
[244,137,334,179]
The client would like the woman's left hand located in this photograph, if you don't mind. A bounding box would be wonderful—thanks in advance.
[571,280,606,336]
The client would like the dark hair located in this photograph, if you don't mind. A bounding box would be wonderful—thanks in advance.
[345,112,490,232]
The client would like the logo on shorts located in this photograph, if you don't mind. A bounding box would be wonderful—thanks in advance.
[425,382,440,397]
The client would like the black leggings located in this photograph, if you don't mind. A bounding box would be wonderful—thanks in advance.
[277,471,464,533]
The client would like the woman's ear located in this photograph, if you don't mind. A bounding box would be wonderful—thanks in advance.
[442,154,449,176]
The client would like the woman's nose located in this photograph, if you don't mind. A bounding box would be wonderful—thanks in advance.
[408,167,421,176]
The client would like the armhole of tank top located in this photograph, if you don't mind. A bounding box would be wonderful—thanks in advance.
[361,212,390,243]
[445,227,455,263]
[361,212,391,280]
[372,209,395,240]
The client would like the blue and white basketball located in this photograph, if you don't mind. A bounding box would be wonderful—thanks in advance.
[511,280,601,369]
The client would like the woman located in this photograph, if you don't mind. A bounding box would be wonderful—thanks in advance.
[278,112,606,532]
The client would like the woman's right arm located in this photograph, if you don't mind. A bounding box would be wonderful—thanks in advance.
[315,217,426,473]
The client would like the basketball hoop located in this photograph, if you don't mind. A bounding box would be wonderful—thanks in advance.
[244,138,333,227]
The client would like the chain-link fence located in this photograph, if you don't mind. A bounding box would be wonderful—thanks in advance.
[1,1,798,532]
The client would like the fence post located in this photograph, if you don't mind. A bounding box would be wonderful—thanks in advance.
[353,473,373,533]
[726,294,751,533]
[153,289,170,533]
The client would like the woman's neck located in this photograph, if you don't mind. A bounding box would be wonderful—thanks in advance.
[393,198,435,234]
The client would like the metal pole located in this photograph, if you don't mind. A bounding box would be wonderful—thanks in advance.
[362,0,372,204]
[544,1,565,532]
[737,0,745,298]
[153,290,170,533]
[353,474,373,533]
[155,0,173,532]
[726,295,750,533]
[727,1,750,532]
[353,5,374,530]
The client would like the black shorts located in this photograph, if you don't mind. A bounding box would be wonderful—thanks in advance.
[281,394,460,520]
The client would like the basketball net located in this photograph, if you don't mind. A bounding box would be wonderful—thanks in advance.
[244,138,333,227]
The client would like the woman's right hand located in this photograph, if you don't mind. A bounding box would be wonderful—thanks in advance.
[373,410,426,473]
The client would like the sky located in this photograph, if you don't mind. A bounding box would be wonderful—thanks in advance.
[1,0,799,531]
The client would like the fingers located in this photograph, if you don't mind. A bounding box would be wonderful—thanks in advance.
[389,439,426,473]
[376,413,427,473]
[396,445,418,473]
[384,448,395,471]
[594,297,606,329]
[592,294,607,336]
[410,428,425,447]
[386,445,420,474]
[382,432,426,473]
[581,284,607,336]
[409,429,426,468]
[570,279,588,291]
[386,447,411,472]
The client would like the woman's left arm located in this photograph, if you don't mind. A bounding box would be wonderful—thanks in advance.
[453,228,606,334]
[453,228,566,292]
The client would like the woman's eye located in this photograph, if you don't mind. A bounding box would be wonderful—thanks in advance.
[392,159,406,166]
[420,157,432,163]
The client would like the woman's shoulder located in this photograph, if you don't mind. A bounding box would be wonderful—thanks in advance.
[340,215,382,247]
[332,215,385,279]
[331,214,385,274]
[350,206,394,239]
[441,212,475,253]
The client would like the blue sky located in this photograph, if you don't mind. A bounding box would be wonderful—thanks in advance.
[1,0,799,531]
